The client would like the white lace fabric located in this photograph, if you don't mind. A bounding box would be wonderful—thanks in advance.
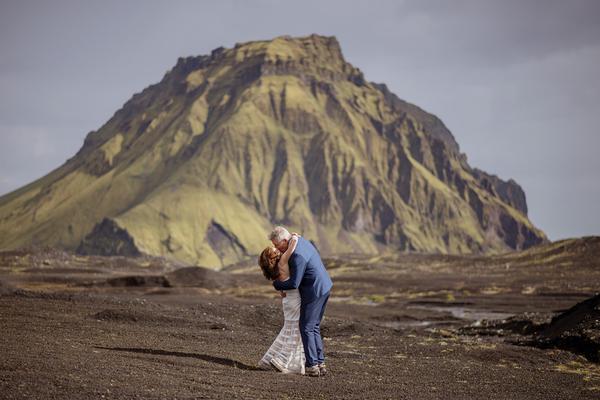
[260,289,306,375]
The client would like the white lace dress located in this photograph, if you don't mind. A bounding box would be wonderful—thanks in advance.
[260,289,306,374]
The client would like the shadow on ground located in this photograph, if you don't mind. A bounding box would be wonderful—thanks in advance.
[94,346,264,371]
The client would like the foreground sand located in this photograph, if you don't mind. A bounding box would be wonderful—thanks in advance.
[1,239,599,399]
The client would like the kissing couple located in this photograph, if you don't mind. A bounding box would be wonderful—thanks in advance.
[257,226,333,377]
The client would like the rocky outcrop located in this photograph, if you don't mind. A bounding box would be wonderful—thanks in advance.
[532,293,600,362]
[464,292,600,363]
[77,219,141,257]
[473,168,528,215]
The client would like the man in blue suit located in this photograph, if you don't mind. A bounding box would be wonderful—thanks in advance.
[270,226,333,377]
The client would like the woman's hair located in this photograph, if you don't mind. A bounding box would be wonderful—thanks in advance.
[258,247,281,280]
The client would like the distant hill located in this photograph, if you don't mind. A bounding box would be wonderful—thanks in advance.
[0,34,547,268]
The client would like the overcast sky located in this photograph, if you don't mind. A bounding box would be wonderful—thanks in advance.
[1,0,598,241]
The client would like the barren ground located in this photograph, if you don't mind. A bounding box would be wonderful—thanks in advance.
[1,238,599,399]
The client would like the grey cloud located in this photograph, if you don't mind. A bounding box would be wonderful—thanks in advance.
[399,0,600,66]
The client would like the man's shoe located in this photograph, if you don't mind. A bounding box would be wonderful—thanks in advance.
[318,363,328,376]
[305,365,321,377]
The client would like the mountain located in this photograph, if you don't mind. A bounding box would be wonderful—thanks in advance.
[0,34,547,268]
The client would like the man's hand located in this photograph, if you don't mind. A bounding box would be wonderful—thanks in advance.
[279,291,287,298]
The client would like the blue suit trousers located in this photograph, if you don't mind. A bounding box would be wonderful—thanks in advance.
[299,291,330,367]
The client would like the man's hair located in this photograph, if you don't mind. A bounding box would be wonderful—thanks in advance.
[269,226,291,243]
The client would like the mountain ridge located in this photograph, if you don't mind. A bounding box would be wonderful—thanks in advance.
[0,34,547,268]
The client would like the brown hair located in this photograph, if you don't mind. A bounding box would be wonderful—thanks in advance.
[258,247,281,280]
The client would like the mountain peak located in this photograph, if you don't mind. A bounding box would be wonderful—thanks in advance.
[233,34,344,62]
[169,34,356,88]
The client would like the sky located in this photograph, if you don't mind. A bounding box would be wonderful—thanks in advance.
[0,0,598,241]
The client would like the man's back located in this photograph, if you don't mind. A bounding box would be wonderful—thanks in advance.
[289,237,333,302]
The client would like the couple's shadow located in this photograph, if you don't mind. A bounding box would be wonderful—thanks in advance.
[95,346,263,371]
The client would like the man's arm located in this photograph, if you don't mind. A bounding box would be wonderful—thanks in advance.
[273,253,307,291]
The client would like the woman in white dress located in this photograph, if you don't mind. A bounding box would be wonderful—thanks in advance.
[257,234,305,375]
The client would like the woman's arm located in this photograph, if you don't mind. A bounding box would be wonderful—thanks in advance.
[277,235,299,281]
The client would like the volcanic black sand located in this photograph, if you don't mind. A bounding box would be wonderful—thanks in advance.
[1,238,599,399]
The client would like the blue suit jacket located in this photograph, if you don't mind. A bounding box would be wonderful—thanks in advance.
[273,237,333,302]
